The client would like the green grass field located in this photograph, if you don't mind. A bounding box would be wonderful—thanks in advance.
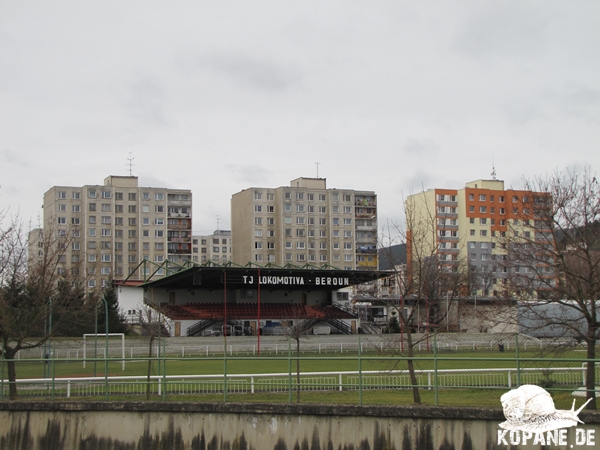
[2,347,597,408]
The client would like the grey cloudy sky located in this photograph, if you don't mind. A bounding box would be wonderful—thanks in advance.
[1,1,599,236]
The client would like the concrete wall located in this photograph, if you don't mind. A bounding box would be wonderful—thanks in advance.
[1,402,599,450]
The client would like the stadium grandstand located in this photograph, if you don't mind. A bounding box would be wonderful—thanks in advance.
[116,261,391,337]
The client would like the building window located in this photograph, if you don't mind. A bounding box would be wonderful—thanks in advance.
[255,217,262,225]
[88,190,97,199]
[155,193,164,201]
[101,229,111,236]
[285,242,292,249]
[344,254,352,262]
[296,229,305,237]
[296,192,304,200]
[344,218,352,225]
[128,205,136,213]
[469,229,475,236]
[128,218,136,226]
[296,217,305,224]
[344,242,352,250]
[479,206,487,213]
[296,242,305,249]
[480,218,487,225]
[128,193,136,201]
[254,242,263,249]
[343,206,352,214]
[480,230,487,237]
[479,194,486,201]
[254,205,262,212]
[469,194,474,200]
[267,242,275,249]
[267,218,275,225]
[128,230,136,238]
[101,254,111,262]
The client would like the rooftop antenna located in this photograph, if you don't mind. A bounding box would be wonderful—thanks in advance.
[316,162,321,178]
[127,152,135,176]
[491,153,497,180]
[216,215,220,231]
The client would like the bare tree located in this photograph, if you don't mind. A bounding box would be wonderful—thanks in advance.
[136,302,171,400]
[378,193,468,404]
[0,217,95,399]
[498,168,600,410]
[281,309,319,402]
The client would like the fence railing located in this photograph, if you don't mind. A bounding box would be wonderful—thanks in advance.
[2,334,598,407]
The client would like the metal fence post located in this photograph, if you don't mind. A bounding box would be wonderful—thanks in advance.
[434,334,439,406]
[288,338,292,403]
[223,350,228,402]
[515,334,521,387]
[358,334,363,406]
[162,339,167,401]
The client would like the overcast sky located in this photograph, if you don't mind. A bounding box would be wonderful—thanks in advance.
[1,1,599,238]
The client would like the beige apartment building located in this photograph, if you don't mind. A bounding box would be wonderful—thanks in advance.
[40,175,192,289]
[405,178,553,298]
[231,177,378,270]
[192,230,232,264]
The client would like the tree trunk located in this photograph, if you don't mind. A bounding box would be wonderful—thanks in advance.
[404,322,421,404]
[585,326,597,410]
[6,356,18,400]
[146,335,155,400]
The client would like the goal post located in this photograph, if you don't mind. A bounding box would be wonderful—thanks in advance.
[83,333,125,371]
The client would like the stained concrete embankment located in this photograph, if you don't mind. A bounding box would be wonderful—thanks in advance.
[1,401,599,450]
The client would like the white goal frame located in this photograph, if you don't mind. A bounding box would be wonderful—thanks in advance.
[83,333,125,371]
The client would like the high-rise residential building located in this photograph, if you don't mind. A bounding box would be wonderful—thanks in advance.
[405,178,552,298]
[40,175,192,289]
[192,230,232,264]
[231,177,378,270]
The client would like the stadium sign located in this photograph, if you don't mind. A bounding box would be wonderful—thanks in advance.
[240,275,350,287]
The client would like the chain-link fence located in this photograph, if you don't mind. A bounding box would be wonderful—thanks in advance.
[2,334,598,408]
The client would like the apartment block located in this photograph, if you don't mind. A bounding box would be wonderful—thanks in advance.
[406,179,552,297]
[231,177,377,270]
[41,175,192,288]
[192,230,232,264]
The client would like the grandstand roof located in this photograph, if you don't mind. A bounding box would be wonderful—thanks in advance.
[140,265,390,292]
